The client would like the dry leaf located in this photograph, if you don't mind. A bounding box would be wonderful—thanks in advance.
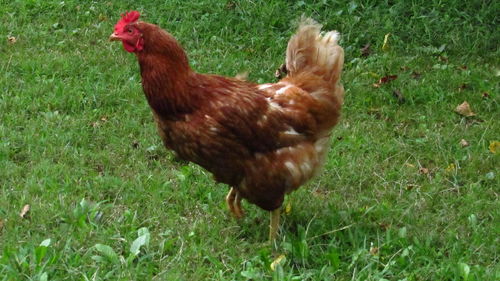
[405,163,415,168]
[438,56,449,63]
[489,141,500,154]
[270,254,286,271]
[20,204,30,218]
[458,83,468,91]
[392,89,406,104]
[406,184,419,191]
[445,163,456,173]
[482,92,490,99]
[382,33,390,51]
[285,202,292,215]
[373,75,398,87]
[419,167,429,174]
[379,222,391,230]
[98,13,107,22]
[460,139,469,147]
[360,43,371,57]
[455,101,475,117]
[100,116,108,122]
[8,36,16,44]
[411,71,422,80]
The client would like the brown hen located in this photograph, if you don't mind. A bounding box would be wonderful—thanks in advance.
[110,11,344,240]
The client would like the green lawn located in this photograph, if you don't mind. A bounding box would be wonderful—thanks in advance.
[1,0,499,280]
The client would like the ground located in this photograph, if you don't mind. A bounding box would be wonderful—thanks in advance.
[0,0,498,280]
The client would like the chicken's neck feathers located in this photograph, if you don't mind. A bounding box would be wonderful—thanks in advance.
[137,37,200,118]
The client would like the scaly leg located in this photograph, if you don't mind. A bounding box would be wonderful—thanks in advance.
[233,190,244,218]
[269,207,281,241]
[226,188,244,219]
[226,187,237,217]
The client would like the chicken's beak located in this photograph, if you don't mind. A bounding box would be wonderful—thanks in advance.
[109,33,120,42]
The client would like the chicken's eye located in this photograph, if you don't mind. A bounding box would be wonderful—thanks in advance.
[127,28,133,34]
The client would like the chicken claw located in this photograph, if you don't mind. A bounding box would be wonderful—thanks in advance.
[226,188,244,219]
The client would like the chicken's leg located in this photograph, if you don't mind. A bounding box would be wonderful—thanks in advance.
[269,207,281,241]
[233,190,244,218]
[226,188,244,219]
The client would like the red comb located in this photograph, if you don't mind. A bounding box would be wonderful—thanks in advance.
[114,11,141,32]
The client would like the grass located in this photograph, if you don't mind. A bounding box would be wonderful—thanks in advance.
[1,0,499,280]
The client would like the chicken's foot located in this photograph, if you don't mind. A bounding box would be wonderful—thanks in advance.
[226,187,244,219]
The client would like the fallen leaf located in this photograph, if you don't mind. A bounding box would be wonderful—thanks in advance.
[285,202,292,214]
[8,36,16,44]
[373,75,398,88]
[438,56,449,63]
[100,116,108,122]
[369,244,379,255]
[482,92,490,99]
[98,14,107,22]
[405,163,415,168]
[392,89,406,104]
[410,71,422,80]
[379,222,391,230]
[270,254,286,271]
[382,33,390,51]
[406,184,419,190]
[20,204,30,218]
[460,139,470,147]
[360,43,371,57]
[419,167,429,174]
[454,101,475,117]
[489,141,500,154]
[458,65,468,70]
[445,163,456,173]
[458,83,468,91]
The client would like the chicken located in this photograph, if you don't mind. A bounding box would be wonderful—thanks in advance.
[109,11,344,241]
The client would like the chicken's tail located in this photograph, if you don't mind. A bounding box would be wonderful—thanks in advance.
[285,18,344,89]
[284,18,344,134]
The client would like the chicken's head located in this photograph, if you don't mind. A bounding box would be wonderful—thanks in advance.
[109,11,144,52]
